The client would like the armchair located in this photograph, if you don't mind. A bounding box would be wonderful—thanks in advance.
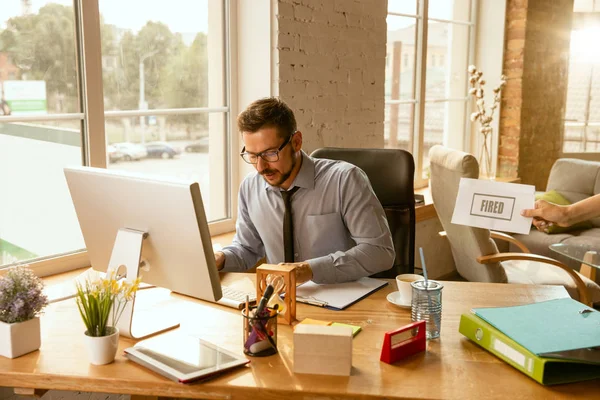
[428,145,600,305]
[310,147,415,278]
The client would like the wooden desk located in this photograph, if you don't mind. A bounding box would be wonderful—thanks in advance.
[1,274,596,399]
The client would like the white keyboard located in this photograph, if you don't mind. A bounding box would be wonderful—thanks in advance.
[216,285,257,309]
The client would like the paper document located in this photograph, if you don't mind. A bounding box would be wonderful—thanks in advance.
[451,178,534,234]
[295,277,388,310]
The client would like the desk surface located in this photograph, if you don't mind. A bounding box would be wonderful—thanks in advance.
[0,272,596,400]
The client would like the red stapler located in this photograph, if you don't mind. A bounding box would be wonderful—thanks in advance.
[380,320,426,364]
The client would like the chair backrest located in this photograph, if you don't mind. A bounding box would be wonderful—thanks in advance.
[310,147,415,278]
[428,145,507,283]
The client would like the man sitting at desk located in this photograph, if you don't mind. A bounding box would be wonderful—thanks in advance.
[214,97,394,285]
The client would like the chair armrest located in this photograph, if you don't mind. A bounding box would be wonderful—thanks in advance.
[476,252,590,306]
[489,231,530,253]
[438,230,530,253]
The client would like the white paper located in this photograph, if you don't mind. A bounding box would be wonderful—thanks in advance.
[295,277,388,310]
[451,178,535,234]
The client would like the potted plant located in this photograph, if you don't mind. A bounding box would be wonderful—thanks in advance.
[467,65,506,180]
[0,265,49,358]
[75,270,140,365]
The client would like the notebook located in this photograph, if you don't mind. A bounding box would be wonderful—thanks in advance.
[295,277,388,310]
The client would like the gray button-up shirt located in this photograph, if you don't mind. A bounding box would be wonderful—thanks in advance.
[221,151,395,283]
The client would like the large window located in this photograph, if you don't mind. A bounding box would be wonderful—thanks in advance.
[563,1,600,153]
[385,0,475,185]
[0,0,232,270]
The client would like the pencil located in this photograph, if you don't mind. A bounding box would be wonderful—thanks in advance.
[245,294,249,317]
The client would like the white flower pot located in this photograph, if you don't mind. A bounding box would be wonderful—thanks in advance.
[83,327,119,365]
[0,317,41,359]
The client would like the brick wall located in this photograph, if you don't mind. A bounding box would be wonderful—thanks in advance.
[275,0,387,153]
[499,0,573,189]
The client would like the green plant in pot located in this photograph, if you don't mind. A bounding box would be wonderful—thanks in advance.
[75,269,140,365]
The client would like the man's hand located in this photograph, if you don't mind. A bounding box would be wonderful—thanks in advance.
[215,251,226,271]
[521,199,571,232]
[278,262,313,285]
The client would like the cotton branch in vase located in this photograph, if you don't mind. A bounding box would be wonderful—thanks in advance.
[468,65,506,178]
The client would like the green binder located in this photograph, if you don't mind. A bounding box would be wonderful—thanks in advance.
[459,313,600,385]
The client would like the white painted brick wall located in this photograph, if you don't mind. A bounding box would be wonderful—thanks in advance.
[276,0,387,152]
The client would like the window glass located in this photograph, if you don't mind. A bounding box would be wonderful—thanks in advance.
[386,16,417,103]
[387,0,417,15]
[385,1,474,183]
[428,0,471,21]
[425,22,469,100]
[0,120,83,266]
[563,24,600,153]
[99,0,229,221]
[0,1,84,267]
[384,103,414,152]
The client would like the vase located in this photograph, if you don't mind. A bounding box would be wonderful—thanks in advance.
[478,129,496,180]
[83,326,119,365]
[0,317,41,358]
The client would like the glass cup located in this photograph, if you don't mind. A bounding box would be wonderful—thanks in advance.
[242,306,278,356]
[410,280,444,339]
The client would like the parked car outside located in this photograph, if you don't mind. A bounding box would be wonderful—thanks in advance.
[184,136,209,153]
[145,142,182,159]
[107,145,125,163]
[112,142,148,161]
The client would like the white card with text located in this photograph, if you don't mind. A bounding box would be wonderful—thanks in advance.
[451,178,535,234]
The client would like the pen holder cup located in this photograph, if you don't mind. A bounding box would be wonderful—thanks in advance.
[242,307,279,357]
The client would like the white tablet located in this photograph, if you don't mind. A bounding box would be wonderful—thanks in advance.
[124,333,249,383]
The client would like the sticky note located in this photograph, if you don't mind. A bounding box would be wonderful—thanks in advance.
[331,322,362,337]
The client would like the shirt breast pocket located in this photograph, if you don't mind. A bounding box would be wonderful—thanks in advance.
[305,212,348,257]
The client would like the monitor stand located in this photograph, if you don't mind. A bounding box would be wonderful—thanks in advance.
[108,228,180,339]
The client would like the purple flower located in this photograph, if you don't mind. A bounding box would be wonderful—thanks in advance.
[0,266,48,324]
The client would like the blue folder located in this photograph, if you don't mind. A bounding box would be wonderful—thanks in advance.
[473,298,600,362]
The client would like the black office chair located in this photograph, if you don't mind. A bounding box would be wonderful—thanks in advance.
[310,147,415,278]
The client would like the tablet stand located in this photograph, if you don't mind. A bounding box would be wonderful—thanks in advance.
[108,228,179,339]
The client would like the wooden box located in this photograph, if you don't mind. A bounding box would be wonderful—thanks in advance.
[293,324,353,376]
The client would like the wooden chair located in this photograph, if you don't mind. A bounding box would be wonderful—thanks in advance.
[429,145,600,306]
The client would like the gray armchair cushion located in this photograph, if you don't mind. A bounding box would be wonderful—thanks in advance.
[547,158,600,227]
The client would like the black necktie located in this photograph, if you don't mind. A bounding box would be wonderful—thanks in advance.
[281,186,300,263]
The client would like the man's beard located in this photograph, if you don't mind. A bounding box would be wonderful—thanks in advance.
[260,154,297,187]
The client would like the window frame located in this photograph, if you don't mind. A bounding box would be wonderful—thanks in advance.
[0,0,237,276]
[385,0,477,188]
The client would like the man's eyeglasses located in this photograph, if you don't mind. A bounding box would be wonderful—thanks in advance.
[240,131,296,164]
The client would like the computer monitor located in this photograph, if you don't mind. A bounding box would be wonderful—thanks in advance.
[64,166,222,339]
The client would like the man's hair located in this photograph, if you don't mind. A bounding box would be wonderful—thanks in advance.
[237,97,297,138]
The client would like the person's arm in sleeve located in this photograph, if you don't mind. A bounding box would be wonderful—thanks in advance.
[307,167,395,283]
[521,194,600,231]
[219,182,265,272]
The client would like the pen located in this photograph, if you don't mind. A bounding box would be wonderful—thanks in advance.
[297,297,328,307]
[256,284,274,316]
